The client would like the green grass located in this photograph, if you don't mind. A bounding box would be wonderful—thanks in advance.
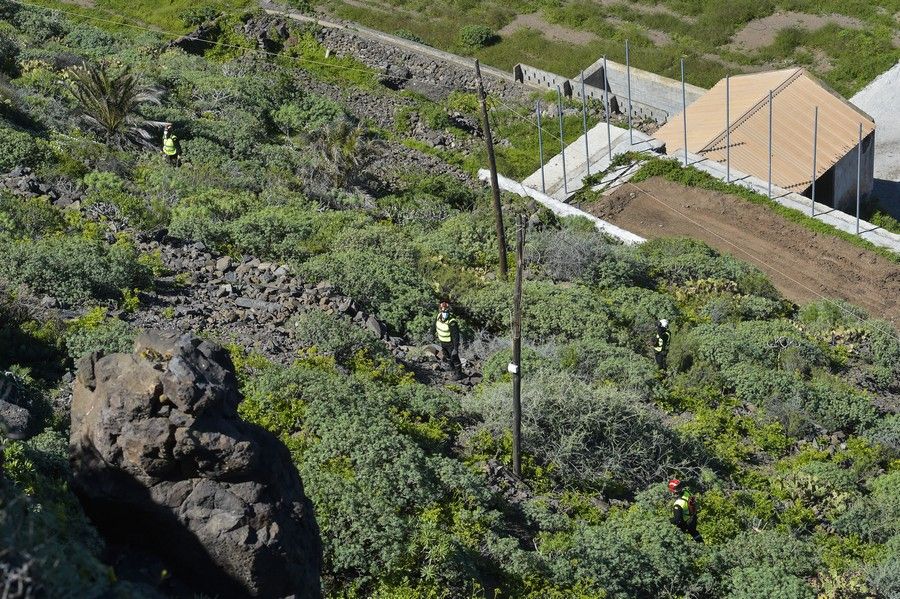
[30,0,252,34]
[628,157,900,264]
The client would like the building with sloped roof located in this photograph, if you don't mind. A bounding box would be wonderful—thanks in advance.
[655,68,875,213]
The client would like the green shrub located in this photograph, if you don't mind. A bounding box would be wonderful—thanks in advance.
[526,226,646,288]
[394,29,426,44]
[0,194,64,239]
[178,6,218,27]
[290,310,387,365]
[64,307,135,361]
[83,170,169,231]
[298,249,434,340]
[2,429,112,595]
[459,25,498,48]
[271,94,345,136]
[0,235,152,304]
[462,280,618,343]
[835,471,900,543]
[0,32,19,76]
[557,338,658,396]
[552,508,700,598]
[465,370,700,492]
[0,124,40,172]
[725,565,814,599]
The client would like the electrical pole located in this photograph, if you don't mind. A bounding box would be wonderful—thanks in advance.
[511,214,525,477]
[475,59,509,278]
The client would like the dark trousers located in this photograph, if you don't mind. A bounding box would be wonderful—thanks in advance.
[165,153,179,166]
[655,350,667,370]
[441,342,462,373]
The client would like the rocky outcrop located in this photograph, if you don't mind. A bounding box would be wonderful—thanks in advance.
[69,331,322,598]
[0,371,33,440]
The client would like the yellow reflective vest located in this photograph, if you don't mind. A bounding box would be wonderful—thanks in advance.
[436,315,458,343]
[163,132,178,156]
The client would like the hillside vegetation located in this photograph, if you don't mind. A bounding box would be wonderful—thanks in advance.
[1,2,900,598]
[321,0,900,95]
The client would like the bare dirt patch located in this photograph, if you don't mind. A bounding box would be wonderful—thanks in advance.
[593,0,698,24]
[729,11,865,51]
[499,13,598,46]
[585,177,900,325]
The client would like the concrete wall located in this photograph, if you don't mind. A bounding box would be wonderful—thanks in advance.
[832,132,875,213]
[515,63,672,121]
[515,58,706,124]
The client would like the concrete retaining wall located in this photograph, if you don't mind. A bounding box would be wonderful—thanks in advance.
[515,59,706,123]
[479,169,646,245]
[833,132,876,213]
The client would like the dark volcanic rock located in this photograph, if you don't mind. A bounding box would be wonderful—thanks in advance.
[69,331,322,598]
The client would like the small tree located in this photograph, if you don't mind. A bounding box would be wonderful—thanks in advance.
[66,63,163,148]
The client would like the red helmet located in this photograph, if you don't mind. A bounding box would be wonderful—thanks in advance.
[668,479,682,494]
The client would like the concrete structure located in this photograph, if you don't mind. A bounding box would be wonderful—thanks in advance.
[480,170,645,245]
[851,60,900,215]
[655,68,876,213]
[514,59,706,123]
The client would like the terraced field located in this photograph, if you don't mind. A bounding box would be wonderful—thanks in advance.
[320,0,900,95]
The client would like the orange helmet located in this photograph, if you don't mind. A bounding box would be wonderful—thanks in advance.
[668,479,683,494]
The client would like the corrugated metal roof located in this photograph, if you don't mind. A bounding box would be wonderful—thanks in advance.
[655,68,875,192]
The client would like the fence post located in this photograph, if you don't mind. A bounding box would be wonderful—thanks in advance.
[726,74,731,183]
[536,100,545,194]
[856,122,862,235]
[582,70,590,177]
[557,85,568,197]
[811,106,818,217]
[768,90,773,199]
[626,39,633,145]
[681,57,688,166]
[603,55,611,162]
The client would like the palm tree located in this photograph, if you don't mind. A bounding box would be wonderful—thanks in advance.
[313,120,383,189]
[67,63,163,148]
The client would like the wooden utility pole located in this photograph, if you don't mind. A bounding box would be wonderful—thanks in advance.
[511,214,525,477]
[475,59,509,279]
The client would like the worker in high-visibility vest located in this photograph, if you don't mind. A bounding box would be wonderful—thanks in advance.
[654,318,671,370]
[669,478,702,541]
[162,124,179,165]
[435,300,463,379]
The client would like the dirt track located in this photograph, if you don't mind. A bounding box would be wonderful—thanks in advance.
[586,177,900,327]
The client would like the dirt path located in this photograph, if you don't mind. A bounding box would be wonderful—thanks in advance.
[586,177,900,326]
[729,11,866,50]
[499,13,598,45]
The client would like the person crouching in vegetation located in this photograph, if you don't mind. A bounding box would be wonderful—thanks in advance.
[162,123,179,166]
[654,318,671,370]
[669,478,702,542]
[436,300,463,380]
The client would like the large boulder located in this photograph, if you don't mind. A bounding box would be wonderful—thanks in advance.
[70,331,322,598]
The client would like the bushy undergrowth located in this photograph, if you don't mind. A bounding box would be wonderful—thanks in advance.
[1,5,899,598]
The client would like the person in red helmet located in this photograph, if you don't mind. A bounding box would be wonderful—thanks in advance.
[669,478,701,541]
